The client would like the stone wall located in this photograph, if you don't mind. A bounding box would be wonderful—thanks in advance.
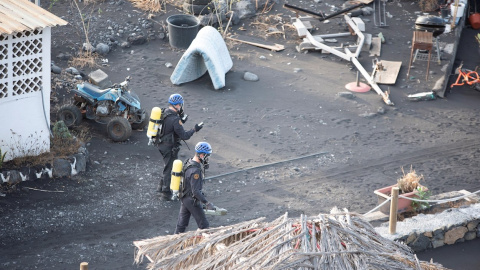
[0,144,88,188]
[375,203,480,252]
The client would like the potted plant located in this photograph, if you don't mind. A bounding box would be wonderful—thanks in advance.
[374,167,429,214]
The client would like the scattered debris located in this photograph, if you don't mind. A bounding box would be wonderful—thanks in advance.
[291,15,394,105]
[371,60,402,84]
[227,36,285,51]
[407,91,437,101]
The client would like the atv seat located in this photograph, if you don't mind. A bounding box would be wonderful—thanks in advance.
[81,82,112,98]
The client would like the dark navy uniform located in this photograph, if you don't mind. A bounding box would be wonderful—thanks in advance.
[157,108,195,197]
[174,158,209,233]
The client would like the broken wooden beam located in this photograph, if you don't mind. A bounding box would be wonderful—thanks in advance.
[227,37,285,52]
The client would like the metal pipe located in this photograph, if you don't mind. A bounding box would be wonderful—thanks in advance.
[320,3,365,22]
[284,3,364,22]
[205,151,329,180]
[284,3,326,19]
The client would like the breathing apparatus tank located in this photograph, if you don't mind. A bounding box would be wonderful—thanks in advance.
[170,159,183,199]
[147,107,162,145]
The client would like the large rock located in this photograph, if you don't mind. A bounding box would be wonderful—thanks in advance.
[410,234,431,252]
[96,43,110,55]
[127,34,147,45]
[74,153,87,173]
[467,220,479,231]
[53,158,72,178]
[243,72,259,81]
[464,231,477,241]
[232,0,272,20]
[444,226,468,245]
[6,170,21,184]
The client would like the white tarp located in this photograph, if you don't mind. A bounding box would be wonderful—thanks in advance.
[170,26,233,89]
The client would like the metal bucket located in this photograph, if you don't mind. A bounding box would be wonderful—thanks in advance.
[166,14,200,49]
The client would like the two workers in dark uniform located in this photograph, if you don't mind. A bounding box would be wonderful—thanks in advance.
[155,94,218,233]
[155,94,203,201]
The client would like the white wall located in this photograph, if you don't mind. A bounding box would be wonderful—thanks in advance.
[0,27,51,162]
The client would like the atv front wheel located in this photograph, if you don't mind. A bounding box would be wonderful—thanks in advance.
[131,110,149,130]
[107,117,132,142]
[57,104,82,127]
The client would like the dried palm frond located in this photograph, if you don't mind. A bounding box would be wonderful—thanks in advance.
[397,166,425,193]
[130,0,165,12]
[69,50,98,68]
[134,209,449,270]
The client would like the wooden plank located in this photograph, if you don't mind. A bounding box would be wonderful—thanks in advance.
[372,60,402,84]
[227,37,285,52]
[369,37,381,57]
[351,0,374,4]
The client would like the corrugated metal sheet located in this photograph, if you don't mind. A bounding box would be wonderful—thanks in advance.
[0,0,67,35]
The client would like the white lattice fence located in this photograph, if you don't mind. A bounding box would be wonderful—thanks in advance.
[0,28,51,161]
[0,29,44,99]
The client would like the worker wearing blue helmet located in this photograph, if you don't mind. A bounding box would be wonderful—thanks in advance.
[175,142,216,233]
[156,94,203,201]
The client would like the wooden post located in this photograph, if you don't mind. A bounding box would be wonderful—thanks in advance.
[389,187,399,234]
[80,262,88,270]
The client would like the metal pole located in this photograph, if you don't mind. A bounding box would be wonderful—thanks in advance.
[205,151,329,180]
[389,187,399,234]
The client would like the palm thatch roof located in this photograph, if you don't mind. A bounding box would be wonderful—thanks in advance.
[134,208,449,270]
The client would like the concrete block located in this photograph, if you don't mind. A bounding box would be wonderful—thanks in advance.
[88,69,112,89]
[352,17,365,31]
[362,33,372,52]
[293,20,310,37]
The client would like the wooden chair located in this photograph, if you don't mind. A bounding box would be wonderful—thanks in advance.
[407,31,433,81]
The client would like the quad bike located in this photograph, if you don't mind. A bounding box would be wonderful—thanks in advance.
[57,76,148,142]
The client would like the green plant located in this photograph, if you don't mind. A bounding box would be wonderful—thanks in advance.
[48,0,60,10]
[52,121,72,139]
[0,148,6,169]
[412,186,432,211]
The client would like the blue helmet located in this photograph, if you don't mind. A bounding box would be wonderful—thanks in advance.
[195,142,212,155]
[168,94,184,105]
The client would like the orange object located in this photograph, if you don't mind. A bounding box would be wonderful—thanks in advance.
[451,62,480,88]
[469,13,480,29]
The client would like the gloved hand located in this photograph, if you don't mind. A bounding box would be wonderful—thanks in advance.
[194,122,203,132]
[205,202,216,211]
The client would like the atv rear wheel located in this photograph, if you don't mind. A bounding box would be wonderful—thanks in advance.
[57,104,82,127]
[107,117,132,142]
[131,110,149,130]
